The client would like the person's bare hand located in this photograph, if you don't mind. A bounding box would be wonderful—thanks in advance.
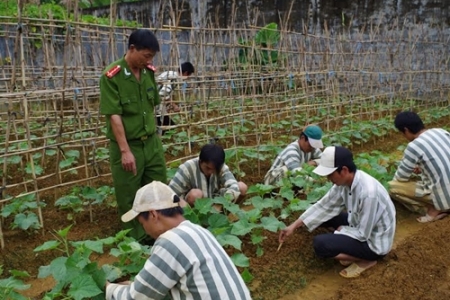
[307,160,317,166]
[336,226,343,231]
[279,223,296,243]
[121,151,137,175]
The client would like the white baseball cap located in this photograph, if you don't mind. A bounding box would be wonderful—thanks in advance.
[121,181,181,222]
[313,146,354,176]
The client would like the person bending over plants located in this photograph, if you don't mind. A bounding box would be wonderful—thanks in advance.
[156,62,195,135]
[169,144,247,206]
[389,111,450,223]
[105,181,251,299]
[264,124,323,186]
[279,146,396,278]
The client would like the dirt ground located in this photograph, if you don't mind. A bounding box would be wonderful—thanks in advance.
[2,122,450,299]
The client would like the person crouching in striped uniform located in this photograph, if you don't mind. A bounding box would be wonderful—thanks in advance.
[105,181,252,300]
[389,111,450,223]
[279,146,396,278]
[169,144,247,206]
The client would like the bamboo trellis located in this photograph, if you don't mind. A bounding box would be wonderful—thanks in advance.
[0,5,449,249]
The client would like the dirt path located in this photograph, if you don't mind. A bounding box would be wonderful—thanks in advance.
[278,206,423,300]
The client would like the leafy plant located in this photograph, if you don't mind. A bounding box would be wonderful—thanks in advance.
[0,193,45,231]
[0,266,30,300]
[34,226,139,300]
[55,185,115,222]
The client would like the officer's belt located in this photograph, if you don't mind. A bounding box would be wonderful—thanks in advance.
[128,133,155,142]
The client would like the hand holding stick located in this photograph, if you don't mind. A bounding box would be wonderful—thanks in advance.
[277,242,283,252]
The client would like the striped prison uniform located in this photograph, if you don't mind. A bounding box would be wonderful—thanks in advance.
[169,158,241,201]
[300,170,396,255]
[390,128,450,211]
[106,220,252,300]
[264,141,321,185]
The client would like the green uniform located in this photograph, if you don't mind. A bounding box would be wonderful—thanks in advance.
[100,57,167,240]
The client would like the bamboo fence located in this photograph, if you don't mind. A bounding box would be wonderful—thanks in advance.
[0,3,449,248]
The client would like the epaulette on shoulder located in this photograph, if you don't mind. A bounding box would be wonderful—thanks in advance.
[106,65,121,78]
[146,64,157,72]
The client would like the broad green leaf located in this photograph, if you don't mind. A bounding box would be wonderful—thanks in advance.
[256,245,264,257]
[59,157,75,169]
[57,225,73,239]
[207,213,230,228]
[261,216,284,232]
[230,253,249,267]
[215,234,242,250]
[0,277,30,291]
[67,274,103,300]
[102,264,122,282]
[251,233,265,245]
[34,240,61,252]
[241,268,254,283]
[9,270,30,278]
[14,213,40,230]
[247,184,275,195]
[25,162,44,175]
[193,198,213,215]
[80,186,98,200]
[231,219,256,236]
[65,149,80,158]
[45,149,57,156]
[7,155,22,164]
[38,257,67,281]
[280,186,294,201]
[84,240,104,254]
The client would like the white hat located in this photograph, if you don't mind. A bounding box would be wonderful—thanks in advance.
[313,146,354,176]
[121,181,180,222]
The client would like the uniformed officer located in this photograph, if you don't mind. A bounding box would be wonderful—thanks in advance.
[100,29,167,242]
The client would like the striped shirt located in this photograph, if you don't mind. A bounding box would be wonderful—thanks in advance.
[266,141,322,173]
[300,170,396,255]
[106,220,252,300]
[394,128,450,210]
[169,158,241,201]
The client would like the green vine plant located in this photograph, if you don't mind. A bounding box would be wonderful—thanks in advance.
[0,266,30,300]
[34,226,147,300]
[55,185,115,222]
[0,193,45,232]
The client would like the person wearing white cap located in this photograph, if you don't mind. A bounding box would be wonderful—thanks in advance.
[264,124,324,185]
[278,146,396,278]
[105,181,252,300]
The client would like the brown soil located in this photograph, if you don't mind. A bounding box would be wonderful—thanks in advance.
[2,118,450,299]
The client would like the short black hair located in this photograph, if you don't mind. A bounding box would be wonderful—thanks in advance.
[138,206,184,220]
[199,144,225,173]
[333,146,357,174]
[336,164,357,174]
[128,29,160,52]
[299,132,308,141]
[394,111,425,134]
[180,62,195,75]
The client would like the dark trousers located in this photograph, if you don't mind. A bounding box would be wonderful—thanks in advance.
[110,135,167,240]
[157,115,176,135]
[312,213,385,261]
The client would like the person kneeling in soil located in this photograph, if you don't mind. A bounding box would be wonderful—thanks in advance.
[388,111,450,223]
[264,124,323,186]
[279,146,396,278]
[169,144,247,207]
[105,181,252,300]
